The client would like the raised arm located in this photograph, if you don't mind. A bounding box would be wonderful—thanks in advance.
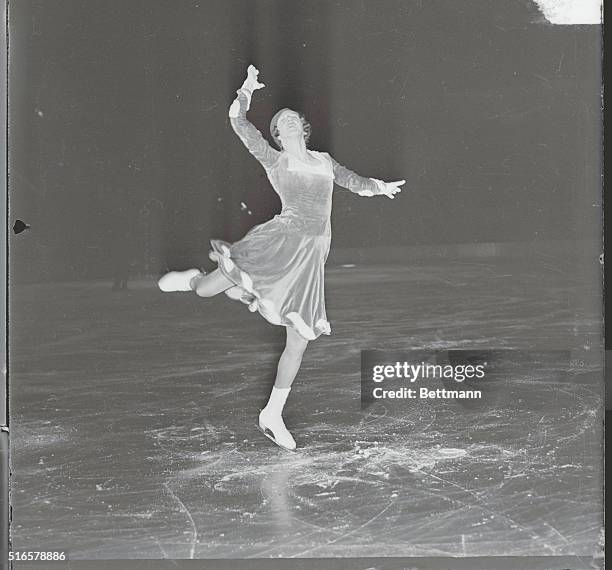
[327,154,405,199]
[228,66,280,171]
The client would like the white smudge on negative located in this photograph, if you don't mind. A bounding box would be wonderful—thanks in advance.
[533,0,602,24]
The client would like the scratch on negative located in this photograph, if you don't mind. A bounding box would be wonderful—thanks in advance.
[163,482,198,559]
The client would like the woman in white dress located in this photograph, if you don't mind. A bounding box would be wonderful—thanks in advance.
[158,65,404,451]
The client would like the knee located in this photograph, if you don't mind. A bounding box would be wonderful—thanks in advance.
[285,338,308,359]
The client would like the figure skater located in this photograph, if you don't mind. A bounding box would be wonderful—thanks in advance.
[158,64,404,451]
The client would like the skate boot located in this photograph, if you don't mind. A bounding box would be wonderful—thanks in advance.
[258,409,297,451]
[158,268,203,292]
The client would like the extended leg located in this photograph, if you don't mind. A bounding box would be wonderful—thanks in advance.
[259,327,309,451]
[158,268,233,297]
[189,269,234,298]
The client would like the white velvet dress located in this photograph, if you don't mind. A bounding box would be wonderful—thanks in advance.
[210,90,384,340]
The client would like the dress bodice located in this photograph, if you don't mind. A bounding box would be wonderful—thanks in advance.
[266,151,334,235]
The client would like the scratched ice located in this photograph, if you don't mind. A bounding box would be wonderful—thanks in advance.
[8,257,602,559]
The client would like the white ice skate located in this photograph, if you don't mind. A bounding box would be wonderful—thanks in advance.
[258,410,297,451]
[157,268,203,292]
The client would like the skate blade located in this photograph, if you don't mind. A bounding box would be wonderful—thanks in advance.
[257,423,297,452]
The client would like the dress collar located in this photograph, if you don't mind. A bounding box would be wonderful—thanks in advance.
[285,150,332,177]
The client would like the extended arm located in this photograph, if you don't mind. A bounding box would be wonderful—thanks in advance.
[228,68,280,171]
[328,154,384,196]
[327,154,404,198]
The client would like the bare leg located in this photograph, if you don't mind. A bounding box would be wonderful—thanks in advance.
[273,327,309,389]
[189,269,234,298]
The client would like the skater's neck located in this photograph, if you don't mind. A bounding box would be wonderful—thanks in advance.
[282,138,309,161]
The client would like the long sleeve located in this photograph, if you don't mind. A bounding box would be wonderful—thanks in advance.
[229,89,280,171]
[326,154,385,197]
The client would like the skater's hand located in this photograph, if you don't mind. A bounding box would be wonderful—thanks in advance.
[230,65,265,117]
[241,64,265,93]
[379,179,405,199]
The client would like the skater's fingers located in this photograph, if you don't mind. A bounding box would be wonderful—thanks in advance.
[382,186,402,199]
[390,179,406,187]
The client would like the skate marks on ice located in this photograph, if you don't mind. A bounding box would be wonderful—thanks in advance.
[8,259,602,558]
[10,364,601,558]
[125,367,600,560]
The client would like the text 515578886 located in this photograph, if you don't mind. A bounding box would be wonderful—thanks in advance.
[9,550,68,561]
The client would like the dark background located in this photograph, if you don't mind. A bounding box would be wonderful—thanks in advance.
[8,0,601,282]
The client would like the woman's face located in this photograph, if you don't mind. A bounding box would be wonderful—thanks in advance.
[276,110,304,142]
